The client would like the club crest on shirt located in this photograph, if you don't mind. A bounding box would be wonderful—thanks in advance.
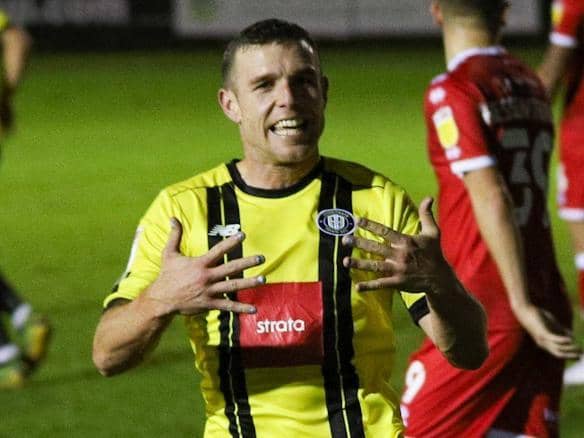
[432,106,459,151]
[316,209,356,236]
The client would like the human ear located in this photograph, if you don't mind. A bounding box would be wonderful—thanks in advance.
[218,88,241,124]
[430,0,443,26]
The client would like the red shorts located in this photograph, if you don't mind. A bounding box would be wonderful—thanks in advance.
[401,331,564,438]
[557,130,584,221]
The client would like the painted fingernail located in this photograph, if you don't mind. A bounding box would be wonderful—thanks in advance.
[257,275,266,285]
[256,255,265,264]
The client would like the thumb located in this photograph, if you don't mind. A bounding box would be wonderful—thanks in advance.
[163,217,183,257]
[418,197,439,238]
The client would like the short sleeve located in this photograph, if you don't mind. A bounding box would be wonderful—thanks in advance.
[425,80,495,177]
[550,0,584,48]
[103,190,180,308]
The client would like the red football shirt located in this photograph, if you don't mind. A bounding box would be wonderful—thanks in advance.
[550,0,584,135]
[424,47,571,330]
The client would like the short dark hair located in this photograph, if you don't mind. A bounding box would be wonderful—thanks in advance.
[439,0,509,33]
[221,18,319,87]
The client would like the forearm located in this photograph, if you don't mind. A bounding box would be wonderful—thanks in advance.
[92,292,174,377]
[463,169,581,357]
[537,44,572,99]
[421,268,488,370]
[2,26,32,92]
[466,170,531,312]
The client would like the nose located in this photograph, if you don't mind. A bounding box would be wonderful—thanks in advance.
[276,80,295,107]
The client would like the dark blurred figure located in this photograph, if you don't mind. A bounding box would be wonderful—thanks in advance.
[0,8,51,390]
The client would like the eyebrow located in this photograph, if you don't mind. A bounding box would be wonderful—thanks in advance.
[248,66,318,86]
[249,72,276,86]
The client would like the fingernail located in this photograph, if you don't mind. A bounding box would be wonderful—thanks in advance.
[343,235,354,246]
[237,231,245,241]
[170,218,177,228]
[257,275,266,285]
[256,255,265,264]
[342,257,350,268]
[247,306,257,314]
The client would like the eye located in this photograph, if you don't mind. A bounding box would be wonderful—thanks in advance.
[299,75,317,86]
[293,73,320,91]
[254,81,273,91]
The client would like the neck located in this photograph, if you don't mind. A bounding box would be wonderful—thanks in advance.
[236,155,321,190]
[442,19,498,67]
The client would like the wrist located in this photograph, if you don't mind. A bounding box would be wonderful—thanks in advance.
[137,283,177,321]
[509,297,532,315]
[427,260,459,296]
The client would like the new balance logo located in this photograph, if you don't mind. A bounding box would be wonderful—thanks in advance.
[256,319,306,334]
[208,224,240,237]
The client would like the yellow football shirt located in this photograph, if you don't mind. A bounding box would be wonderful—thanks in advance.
[104,157,428,438]
[0,10,10,33]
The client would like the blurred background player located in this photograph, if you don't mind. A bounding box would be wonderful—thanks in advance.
[538,0,584,386]
[400,1,581,437]
[0,9,51,389]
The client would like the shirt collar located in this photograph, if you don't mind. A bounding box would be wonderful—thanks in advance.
[447,46,506,72]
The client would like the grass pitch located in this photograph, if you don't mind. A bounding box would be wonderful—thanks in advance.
[0,44,582,437]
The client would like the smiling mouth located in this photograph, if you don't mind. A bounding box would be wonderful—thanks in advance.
[269,118,308,137]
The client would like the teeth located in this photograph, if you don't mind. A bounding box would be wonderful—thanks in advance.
[273,118,305,129]
[271,118,306,136]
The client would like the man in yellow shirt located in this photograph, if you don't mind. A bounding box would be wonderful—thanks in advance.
[93,18,488,436]
[0,9,51,389]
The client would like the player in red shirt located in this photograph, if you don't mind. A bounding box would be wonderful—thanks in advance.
[538,0,584,386]
[400,1,582,436]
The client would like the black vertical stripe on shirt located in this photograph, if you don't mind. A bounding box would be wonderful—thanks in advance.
[215,183,256,438]
[319,171,347,438]
[334,175,364,437]
[221,183,244,268]
[207,186,238,435]
[318,170,364,438]
[207,187,223,249]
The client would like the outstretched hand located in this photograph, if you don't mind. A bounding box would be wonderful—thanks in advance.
[515,304,582,359]
[145,218,265,316]
[342,197,451,293]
